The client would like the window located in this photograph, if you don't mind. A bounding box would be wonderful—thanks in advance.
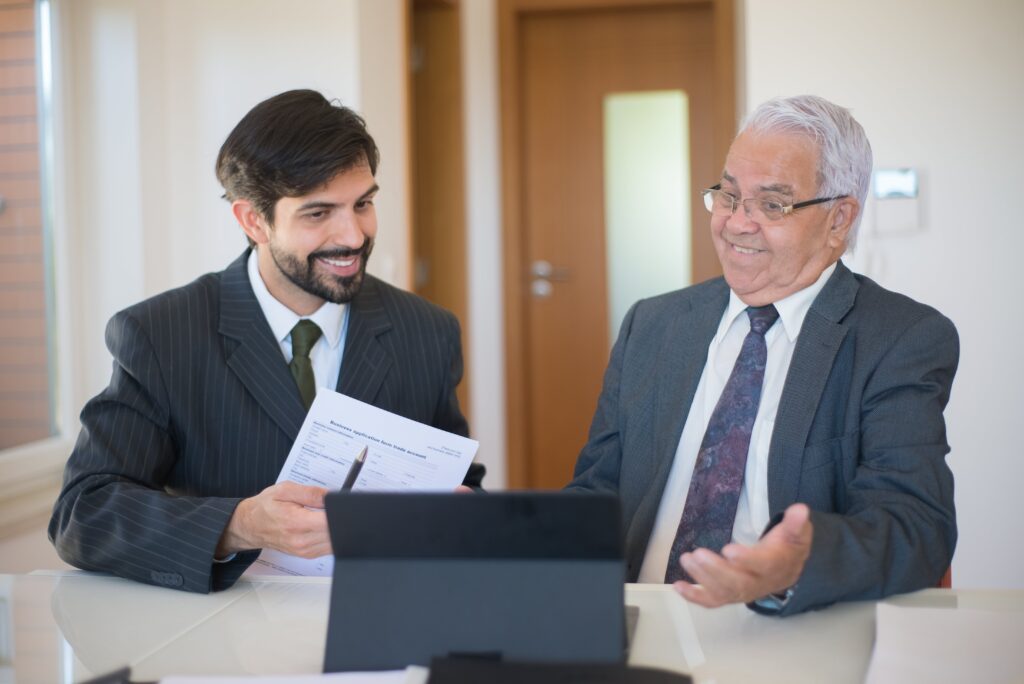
[603,90,691,344]
[0,0,54,451]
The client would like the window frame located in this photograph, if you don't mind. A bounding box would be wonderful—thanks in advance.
[0,0,76,539]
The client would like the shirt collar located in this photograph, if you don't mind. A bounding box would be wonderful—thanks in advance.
[720,262,837,343]
[247,249,346,349]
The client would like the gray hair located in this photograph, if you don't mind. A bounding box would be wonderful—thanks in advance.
[739,95,873,250]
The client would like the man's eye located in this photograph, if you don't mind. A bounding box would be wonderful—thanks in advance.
[761,199,785,213]
[356,199,374,210]
[305,210,327,220]
[715,191,738,207]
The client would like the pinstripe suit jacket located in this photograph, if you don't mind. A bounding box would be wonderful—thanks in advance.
[49,250,476,593]
[567,261,958,615]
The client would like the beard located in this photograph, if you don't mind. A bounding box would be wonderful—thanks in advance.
[268,238,374,304]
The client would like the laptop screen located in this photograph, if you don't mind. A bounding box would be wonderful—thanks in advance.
[323,491,625,672]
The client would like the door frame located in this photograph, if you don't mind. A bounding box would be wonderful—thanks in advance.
[498,0,737,487]
[408,0,471,420]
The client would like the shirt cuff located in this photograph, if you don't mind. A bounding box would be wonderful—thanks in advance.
[750,586,795,615]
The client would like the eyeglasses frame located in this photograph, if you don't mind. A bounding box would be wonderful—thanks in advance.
[702,183,847,220]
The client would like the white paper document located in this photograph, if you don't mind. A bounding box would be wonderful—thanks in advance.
[247,389,478,577]
[160,665,429,684]
[865,601,1024,683]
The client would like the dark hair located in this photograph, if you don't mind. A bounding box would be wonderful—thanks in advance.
[215,89,379,225]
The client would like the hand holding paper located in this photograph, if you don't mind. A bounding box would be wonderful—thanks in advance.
[217,481,330,559]
[245,389,479,577]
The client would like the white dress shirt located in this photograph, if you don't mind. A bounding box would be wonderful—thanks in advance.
[637,263,836,583]
[247,250,349,393]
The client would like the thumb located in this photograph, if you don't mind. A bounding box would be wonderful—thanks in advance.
[778,503,811,544]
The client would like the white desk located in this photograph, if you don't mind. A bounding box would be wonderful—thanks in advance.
[2,572,1020,683]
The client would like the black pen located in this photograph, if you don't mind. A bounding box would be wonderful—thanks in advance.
[340,445,368,491]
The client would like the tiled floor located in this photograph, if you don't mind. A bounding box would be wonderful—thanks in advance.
[0,522,70,574]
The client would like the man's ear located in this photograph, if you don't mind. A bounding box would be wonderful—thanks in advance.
[232,199,271,245]
[827,196,859,248]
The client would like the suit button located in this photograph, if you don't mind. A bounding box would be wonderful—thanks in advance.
[150,570,184,587]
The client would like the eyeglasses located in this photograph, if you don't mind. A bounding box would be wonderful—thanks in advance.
[701,184,846,222]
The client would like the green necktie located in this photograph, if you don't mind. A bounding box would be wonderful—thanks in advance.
[289,319,322,410]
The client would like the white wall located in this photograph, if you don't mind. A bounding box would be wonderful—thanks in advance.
[462,0,507,487]
[356,0,412,291]
[456,0,1024,587]
[742,0,1024,588]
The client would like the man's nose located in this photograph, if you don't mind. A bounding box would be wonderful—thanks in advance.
[330,210,365,246]
[725,201,758,231]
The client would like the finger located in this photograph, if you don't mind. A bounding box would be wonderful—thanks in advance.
[681,549,737,593]
[721,542,751,562]
[682,547,733,579]
[291,531,333,559]
[307,540,334,558]
[288,506,328,534]
[275,482,328,508]
[721,541,778,575]
[683,548,765,604]
[454,485,473,494]
[676,580,732,608]
[279,511,330,556]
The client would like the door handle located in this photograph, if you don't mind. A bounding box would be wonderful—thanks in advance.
[530,260,570,282]
[531,279,553,298]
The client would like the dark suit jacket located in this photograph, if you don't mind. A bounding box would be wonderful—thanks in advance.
[567,261,958,615]
[50,250,479,592]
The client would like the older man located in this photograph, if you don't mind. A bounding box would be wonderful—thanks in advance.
[568,95,957,615]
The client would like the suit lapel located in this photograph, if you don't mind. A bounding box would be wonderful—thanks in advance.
[767,261,858,515]
[649,282,730,500]
[336,276,393,403]
[625,282,728,571]
[219,251,307,443]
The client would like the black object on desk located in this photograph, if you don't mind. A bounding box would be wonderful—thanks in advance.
[426,657,693,683]
[323,491,626,672]
[80,667,155,684]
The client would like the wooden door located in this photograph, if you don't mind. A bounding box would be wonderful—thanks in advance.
[501,0,735,489]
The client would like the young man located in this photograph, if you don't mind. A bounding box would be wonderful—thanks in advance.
[50,90,482,592]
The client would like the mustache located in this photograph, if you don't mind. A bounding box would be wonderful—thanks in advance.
[309,240,373,261]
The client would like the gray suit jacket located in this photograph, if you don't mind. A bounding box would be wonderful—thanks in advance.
[567,261,958,614]
[50,251,477,592]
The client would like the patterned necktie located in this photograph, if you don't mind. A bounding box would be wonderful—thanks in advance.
[665,304,779,583]
[289,319,322,411]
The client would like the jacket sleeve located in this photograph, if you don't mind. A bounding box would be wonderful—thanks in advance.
[781,310,959,615]
[426,311,486,488]
[48,310,252,593]
[565,302,641,496]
